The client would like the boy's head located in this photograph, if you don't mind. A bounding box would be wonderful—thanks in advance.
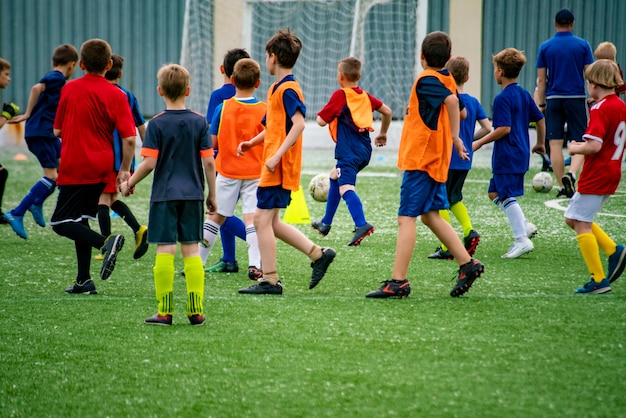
[0,58,11,89]
[338,57,361,83]
[223,48,250,78]
[421,31,452,68]
[446,56,469,86]
[53,44,78,67]
[232,58,261,90]
[585,59,624,90]
[492,48,526,80]
[80,39,112,74]
[265,28,302,70]
[157,63,190,101]
[594,42,617,61]
[105,54,124,81]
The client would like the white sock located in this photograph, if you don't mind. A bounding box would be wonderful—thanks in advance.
[245,224,261,268]
[501,198,527,241]
[199,220,220,265]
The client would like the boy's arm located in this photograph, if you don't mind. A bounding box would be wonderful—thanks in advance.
[265,110,305,172]
[568,136,602,155]
[473,118,493,141]
[374,103,392,147]
[316,115,328,127]
[535,68,547,109]
[444,94,469,160]
[238,130,265,155]
[10,83,45,123]
[211,134,218,151]
[137,124,147,142]
[532,118,546,155]
[117,135,137,185]
[202,155,217,215]
[472,126,511,151]
[120,156,156,196]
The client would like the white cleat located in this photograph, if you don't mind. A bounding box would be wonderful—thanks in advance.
[525,221,538,239]
[502,238,534,259]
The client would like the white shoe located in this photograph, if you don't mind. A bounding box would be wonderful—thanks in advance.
[525,221,538,239]
[502,239,534,259]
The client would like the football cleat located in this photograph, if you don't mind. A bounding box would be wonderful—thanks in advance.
[247,266,263,281]
[348,223,374,246]
[133,225,149,259]
[575,278,611,294]
[366,279,411,298]
[205,260,239,273]
[188,314,205,326]
[561,173,576,198]
[608,244,626,284]
[100,234,125,280]
[428,246,454,260]
[238,280,283,295]
[145,313,173,325]
[65,279,98,295]
[29,204,46,227]
[463,230,481,257]
[310,247,336,289]
[501,239,533,259]
[311,219,331,236]
[525,221,538,240]
[4,210,27,239]
[450,259,484,297]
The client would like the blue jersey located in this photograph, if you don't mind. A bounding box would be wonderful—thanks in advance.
[536,31,594,98]
[113,85,145,171]
[25,70,66,139]
[206,83,236,123]
[143,110,212,202]
[491,83,544,174]
[450,93,487,170]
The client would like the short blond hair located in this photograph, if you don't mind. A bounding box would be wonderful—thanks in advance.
[338,57,361,82]
[594,42,617,60]
[157,64,190,100]
[585,59,624,89]
[492,48,526,78]
[446,56,469,86]
[232,58,261,89]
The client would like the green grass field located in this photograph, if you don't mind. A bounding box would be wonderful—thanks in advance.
[1,145,625,417]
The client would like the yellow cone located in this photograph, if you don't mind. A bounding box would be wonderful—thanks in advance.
[283,186,311,224]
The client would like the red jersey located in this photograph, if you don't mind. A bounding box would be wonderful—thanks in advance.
[54,74,136,185]
[577,94,626,195]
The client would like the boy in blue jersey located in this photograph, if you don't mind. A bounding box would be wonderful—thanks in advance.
[5,44,78,239]
[201,48,251,274]
[120,63,217,326]
[313,57,392,246]
[428,56,492,260]
[95,54,149,260]
[474,48,546,259]
[536,8,594,198]
[0,57,18,224]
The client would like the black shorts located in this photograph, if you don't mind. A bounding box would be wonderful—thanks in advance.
[148,200,203,244]
[545,98,587,142]
[445,169,469,205]
[50,183,105,225]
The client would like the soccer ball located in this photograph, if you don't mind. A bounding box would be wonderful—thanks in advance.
[308,174,330,202]
[532,172,553,193]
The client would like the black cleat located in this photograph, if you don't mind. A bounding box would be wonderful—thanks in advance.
[450,259,484,297]
[100,234,125,280]
[428,247,454,260]
[310,247,336,289]
[348,223,374,246]
[65,279,98,295]
[561,173,576,198]
[188,314,205,326]
[366,279,411,298]
[463,230,481,257]
[238,280,283,295]
[311,219,331,236]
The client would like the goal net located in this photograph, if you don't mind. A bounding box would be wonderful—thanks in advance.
[181,0,421,119]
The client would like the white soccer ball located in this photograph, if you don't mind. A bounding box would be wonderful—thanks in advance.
[532,172,553,193]
[308,174,330,202]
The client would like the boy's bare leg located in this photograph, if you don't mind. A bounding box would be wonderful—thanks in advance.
[422,210,471,266]
[274,218,322,260]
[254,208,279,284]
[391,216,417,280]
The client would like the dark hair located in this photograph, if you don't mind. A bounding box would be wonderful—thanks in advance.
[446,56,469,85]
[0,58,11,72]
[421,31,452,68]
[80,39,112,73]
[52,44,78,67]
[492,48,526,78]
[223,48,250,78]
[555,8,575,25]
[266,28,302,69]
[104,54,124,81]
[338,57,361,82]
[232,58,261,89]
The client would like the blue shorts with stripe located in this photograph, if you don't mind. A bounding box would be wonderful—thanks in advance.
[398,170,449,217]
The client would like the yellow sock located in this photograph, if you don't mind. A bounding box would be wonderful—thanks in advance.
[154,253,175,315]
[183,255,204,316]
[577,233,605,282]
[439,210,451,251]
[450,202,473,237]
[591,222,617,256]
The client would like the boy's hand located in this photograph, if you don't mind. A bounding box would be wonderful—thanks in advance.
[453,137,469,160]
[265,155,280,172]
[9,114,28,123]
[531,143,546,155]
[374,132,387,147]
[1,102,19,120]
[206,196,217,215]
[237,141,250,156]
[119,180,135,197]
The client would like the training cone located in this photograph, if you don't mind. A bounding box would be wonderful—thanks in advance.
[283,186,311,224]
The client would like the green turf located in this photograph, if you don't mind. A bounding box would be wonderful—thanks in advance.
[1,146,625,417]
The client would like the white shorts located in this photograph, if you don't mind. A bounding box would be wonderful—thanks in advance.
[564,192,610,223]
[216,174,259,217]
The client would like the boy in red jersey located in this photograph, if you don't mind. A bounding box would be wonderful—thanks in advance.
[201,58,266,280]
[564,59,626,294]
[51,39,136,295]
[313,57,392,246]
[366,31,484,299]
[237,29,336,295]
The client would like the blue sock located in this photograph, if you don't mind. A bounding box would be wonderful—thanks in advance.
[342,190,366,227]
[13,176,55,216]
[322,179,341,225]
[220,216,246,263]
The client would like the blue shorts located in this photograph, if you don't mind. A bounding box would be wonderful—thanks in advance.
[257,186,292,209]
[398,170,449,217]
[545,98,587,142]
[148,200,203,244]
[26,136,61,169]
[488,174,525,200]
[336,157,369,187]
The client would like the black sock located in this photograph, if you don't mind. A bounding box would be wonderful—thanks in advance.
[97,204,111,237]
[111,200,140,233]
